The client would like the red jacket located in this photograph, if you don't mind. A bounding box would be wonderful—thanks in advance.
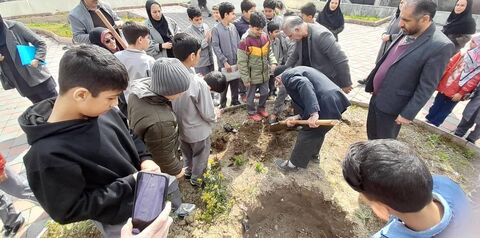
[437,52,480,98]
[0,153,5,175]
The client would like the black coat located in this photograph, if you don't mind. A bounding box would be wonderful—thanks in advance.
[365,24,454,120]
[19,98,152,225]
[282,66,350,120]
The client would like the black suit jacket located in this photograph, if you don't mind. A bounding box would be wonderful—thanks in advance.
[365,24,454,120]
[282,66,351,120]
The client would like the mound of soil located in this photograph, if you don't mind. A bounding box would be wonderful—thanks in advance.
[245,185,354,238]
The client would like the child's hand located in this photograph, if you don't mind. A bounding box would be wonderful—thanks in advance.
[215,108,223,119]
[224,62,232,72]
[140,160,161,173]
[205,30,212,41]
[244,82,250,88]
[161,42,172,49]
[270,64,277,74]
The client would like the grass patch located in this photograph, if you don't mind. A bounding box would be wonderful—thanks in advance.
[345,15,382,22]
[26,23,72,38]
[427,134,442,147]
[254,162,267,174]
[233,154,247,167]
[42,220,101,238]
[462,149,477,160]
[122,16,146,23]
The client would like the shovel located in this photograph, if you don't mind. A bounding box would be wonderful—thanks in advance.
[268,119,341,132]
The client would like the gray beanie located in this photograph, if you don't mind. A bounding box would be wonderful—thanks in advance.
[150,58,191,96]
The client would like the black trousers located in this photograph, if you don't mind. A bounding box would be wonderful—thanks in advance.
[367,96,401,140]
[290,126,333,168]
[268,75,276,96]
[220,78,240,107]
[24,78,58,104]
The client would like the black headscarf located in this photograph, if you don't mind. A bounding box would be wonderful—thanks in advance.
[89,27,109,50]
[317,0,344,30]
[443,0,476,35]
[145,0,172,43]
[395,3,401,19]
[0,14,7,46]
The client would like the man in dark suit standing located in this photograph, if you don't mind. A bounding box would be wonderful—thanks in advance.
[365,0,454,139]
[274,66,350,171]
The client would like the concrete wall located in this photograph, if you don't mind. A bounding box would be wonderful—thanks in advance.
[0,0,188,17]
[285,0,480,31]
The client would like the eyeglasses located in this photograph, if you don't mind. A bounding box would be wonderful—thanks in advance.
[105,38,116,44]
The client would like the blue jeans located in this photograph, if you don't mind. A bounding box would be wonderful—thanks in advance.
[426,93,459,127]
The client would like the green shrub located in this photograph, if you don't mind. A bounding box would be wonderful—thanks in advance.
[199,160,231,222]
[42,220,101,238]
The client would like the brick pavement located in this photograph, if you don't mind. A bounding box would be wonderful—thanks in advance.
[0,4,477,237]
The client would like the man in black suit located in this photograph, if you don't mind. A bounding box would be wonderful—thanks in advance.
[274,66,350,171]
[365,0,454,139]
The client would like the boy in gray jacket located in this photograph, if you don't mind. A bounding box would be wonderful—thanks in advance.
[172,33,226,186]
[114,22,155,100]
[212,2,241,108]
[185,7,215,76]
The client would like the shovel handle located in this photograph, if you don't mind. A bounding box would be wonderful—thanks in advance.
[280,119,340,126]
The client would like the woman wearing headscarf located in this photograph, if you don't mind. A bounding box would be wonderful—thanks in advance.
[376,0,404,62]
[0,15,57,104]
[316,0,344,41]
[442,0,476,54]
[145,0,180,59]
[454,35,480,143]
[68,0,121,44]
[358,0,404,85]
[426,34,480,127]
[88,27,119,53]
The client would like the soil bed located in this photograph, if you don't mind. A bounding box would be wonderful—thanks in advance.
[170,104,479,238]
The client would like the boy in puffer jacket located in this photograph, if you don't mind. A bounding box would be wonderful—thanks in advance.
[237,12,277,121]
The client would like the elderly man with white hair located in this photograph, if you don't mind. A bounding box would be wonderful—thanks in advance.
[282,16,352,94]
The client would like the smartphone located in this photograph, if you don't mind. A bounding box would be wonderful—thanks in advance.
[132,172,169,234]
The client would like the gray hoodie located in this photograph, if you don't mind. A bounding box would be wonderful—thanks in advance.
[172,75,216,143]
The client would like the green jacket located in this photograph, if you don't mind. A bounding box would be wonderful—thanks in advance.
[237,31,277,85]
[127,78,182,176]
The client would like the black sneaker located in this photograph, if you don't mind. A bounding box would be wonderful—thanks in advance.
[310,156,320,164]
[274,159,298,172]
[357,79,367,85]
[231,101,241,106]
[4,215,24,237]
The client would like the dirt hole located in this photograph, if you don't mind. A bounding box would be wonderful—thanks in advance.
[244,185,355,238]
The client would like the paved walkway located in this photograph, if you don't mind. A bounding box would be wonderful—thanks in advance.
[0,5,475,237]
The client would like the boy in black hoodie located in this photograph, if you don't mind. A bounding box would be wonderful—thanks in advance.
[18,45,193,237]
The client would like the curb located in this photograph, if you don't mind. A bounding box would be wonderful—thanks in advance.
[349,99,480,156]
[345,16,391,27]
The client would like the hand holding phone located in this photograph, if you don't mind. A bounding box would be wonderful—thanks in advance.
[131,172,169,234]
[121,202,173,238]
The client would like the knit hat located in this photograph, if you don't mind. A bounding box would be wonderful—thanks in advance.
[150,58,191,96]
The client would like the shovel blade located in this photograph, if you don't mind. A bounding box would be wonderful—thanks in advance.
[268,122,288,132]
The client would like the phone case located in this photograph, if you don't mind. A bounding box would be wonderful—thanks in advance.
[131,172,169,234]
